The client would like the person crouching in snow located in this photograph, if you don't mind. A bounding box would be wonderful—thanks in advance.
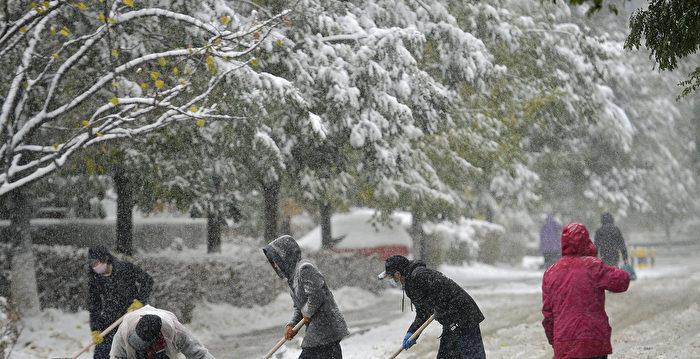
[542,223,630,359]
[378,255,486,358]
[110,305,215,359]
[263,235,349,359]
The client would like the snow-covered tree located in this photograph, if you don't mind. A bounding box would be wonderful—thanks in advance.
[0,0,287,316]
[256,0,497,249]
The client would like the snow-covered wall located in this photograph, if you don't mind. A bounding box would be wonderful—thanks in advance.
[0,218,206,249]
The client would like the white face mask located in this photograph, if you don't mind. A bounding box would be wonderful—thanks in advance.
[390,277,401,288]
[92,262,108,274]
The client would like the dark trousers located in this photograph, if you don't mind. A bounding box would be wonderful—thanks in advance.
[437,324,486,359]
[298,341,342,359]
[93,330,116,359]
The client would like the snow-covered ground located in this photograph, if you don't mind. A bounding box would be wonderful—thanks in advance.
[6,244,700,359]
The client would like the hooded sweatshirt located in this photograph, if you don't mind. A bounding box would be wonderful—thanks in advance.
[263,235,349,348]
[542,223,630,359]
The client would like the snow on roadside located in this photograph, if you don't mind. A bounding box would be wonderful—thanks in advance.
[189,287,383,343]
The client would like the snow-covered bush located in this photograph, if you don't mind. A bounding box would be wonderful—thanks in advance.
[0,242,383,323]
[0,296,20,359]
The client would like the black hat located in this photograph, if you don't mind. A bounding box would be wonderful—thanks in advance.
[128,314,162,351]
[85,244,111,266]
[377,255,410,280]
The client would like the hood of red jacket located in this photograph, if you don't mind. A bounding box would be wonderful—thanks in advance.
[561,223,597,256]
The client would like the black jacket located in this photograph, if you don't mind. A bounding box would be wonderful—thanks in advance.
[404,260,484,334]
[87,256,153,331]
[594,213,628,266]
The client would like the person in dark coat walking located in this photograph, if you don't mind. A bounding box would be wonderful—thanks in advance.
[594,213,629,267]
[378,255,486,358]
[540,214,563,268]
[86,244,154,359]
[542,223,630,359]
[263,235,349,359]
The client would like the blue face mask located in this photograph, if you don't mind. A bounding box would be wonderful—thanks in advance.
[390,277,401,288]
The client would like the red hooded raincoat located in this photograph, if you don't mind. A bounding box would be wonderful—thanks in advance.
[542,223,630,359]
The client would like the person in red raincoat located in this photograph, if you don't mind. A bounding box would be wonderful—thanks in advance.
[542,223,630,359]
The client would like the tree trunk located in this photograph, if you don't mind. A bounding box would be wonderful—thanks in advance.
[411,211,426,260]
[9,187,41,317]
[207,211,222,253]
[262,180,280,243]
[114,167,134,255]
[320,201,333,249]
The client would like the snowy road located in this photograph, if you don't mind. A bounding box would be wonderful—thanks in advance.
[9,244,700,359]
[205,245,700,359]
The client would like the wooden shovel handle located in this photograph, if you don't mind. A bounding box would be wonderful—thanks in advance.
[72,314,126,359]
[388,314,435,359]
[262,319,306,359]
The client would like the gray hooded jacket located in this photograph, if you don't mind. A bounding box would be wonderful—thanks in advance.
[263,235,349,348]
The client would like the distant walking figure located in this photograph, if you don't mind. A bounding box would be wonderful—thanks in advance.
[539,214,563,268]
[542,223,630,359]
[594,213,628,267]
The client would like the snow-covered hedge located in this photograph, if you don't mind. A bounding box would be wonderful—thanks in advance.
[0,243,384,323]
[0,296,19,359]
[0,218,207,250]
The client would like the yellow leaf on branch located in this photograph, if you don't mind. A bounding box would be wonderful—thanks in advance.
[150,72,159,80]
[197,119,205,127]
[98,14,105,22]
[96,132,104,137]
[109,97,119,105]
[75,3,87,10]
[52,53,59,59]
[189,106,198,113]
[173,67,179,75]
[111,81,119,87]
[112,49,119,58]
[53,143,59,149]
[250,58,259,67]
[158,57,167,66]
[20,27,26,33]
[155,80,164,88]
[123,0,134,7]
[221,16,230,25]
[141,82,148,90]
[82,120,90,127]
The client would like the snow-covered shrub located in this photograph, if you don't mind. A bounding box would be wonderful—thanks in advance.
[0,243,383,323]
[0,296,20,359]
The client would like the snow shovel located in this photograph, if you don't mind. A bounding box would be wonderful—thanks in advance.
[53,314,125,359]
[262,318,306,359]
[388,314,435,359]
